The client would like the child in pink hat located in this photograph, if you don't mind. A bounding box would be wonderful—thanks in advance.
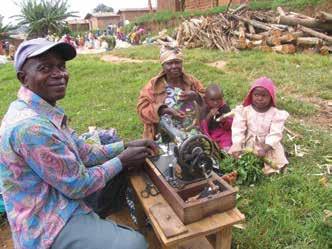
[229,77,289,175]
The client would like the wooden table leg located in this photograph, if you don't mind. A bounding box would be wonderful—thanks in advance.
[215,226,232,249]
[135,200,148,235]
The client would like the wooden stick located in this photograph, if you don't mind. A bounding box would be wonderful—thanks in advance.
[277,6,286,16]
[233,15,274,31]
[289,11,315,20]
[316,11,332,22]
[232,30,265,40]
[298,25,332,45]
[225,0,233,13]
[297,37,323,46]
[230,3,248,15]
[320,45,332,55]
[272,44,297,54]
[248,24,256,34]
[285,127,302,139]
[278,15,332,32]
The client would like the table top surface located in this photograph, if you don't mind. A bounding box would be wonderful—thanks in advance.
[130,172,245,247]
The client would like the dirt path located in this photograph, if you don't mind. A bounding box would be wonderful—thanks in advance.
[206,60,227,70]
[101,55,158,64]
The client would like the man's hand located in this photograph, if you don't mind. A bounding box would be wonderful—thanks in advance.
[118,146,151,170]
[179,90,198,101]
[125,139,158,155]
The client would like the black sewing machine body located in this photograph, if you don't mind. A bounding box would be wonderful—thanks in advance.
[150,115,217,186]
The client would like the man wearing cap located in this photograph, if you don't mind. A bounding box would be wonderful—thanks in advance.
[0,38,154,249]
[137,44,205,139]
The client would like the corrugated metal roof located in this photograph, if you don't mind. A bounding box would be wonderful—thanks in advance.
[117,8,155,13]
[67,19,89,24]
[85,12,120,19]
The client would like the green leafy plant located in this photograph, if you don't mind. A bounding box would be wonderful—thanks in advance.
[220,152,265,185]
[15,0,77,38]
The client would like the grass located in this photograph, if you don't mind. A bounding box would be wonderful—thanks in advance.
[0,46,331,249]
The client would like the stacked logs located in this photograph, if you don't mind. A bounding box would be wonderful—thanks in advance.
[176,5,332,55]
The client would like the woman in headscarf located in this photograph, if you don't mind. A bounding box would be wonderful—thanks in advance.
[137,44,205,139]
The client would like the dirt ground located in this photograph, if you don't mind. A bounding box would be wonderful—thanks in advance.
[101,55,158,64]
[298,97,332,130]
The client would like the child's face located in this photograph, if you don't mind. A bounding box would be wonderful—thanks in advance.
[252,87,272,112]
[205,90,224,109]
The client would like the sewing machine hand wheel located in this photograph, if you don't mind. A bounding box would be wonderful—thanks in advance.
[176,134,214,180]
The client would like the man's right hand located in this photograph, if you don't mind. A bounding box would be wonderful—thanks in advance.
[118,146,151,170]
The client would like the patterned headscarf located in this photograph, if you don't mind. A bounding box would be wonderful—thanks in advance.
[160,42,183,64]
[243,77,277,107]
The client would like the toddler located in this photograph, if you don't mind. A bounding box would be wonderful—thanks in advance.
[229,77,289,175]
[200,84,233,151]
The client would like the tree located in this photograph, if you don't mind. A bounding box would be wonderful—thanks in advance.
[15,0,77,38]
[0,15,16,40]
[93,3,114,13]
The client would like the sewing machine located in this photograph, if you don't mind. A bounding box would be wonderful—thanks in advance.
[145,115,237,224]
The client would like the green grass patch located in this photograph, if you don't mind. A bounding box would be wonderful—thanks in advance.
[249,0,328,9]
[0,47,331,248]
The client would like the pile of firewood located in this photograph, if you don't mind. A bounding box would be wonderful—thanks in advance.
[176,4,332,55]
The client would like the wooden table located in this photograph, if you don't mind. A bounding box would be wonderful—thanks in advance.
[129,173,245,249]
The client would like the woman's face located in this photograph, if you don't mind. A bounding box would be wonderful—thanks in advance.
[163,59,183,78]
[251,87,272,112]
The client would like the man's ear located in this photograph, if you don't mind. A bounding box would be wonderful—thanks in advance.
[17,71,28,86]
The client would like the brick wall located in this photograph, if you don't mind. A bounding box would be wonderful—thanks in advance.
[119,10,152,22]
[158,0,249,11]
[185,0,213,11]
[186,0,249,11]
[88,16,120,30]
[157,0,181,11]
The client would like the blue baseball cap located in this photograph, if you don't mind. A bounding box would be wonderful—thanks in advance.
[14,38,76,72]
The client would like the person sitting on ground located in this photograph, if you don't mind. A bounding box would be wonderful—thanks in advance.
[0,38,156,249]
[199,84,233,151]
[228,77,289,175]
[137,43,205,139]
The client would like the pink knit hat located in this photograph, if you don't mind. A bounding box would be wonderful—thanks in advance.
[243,77,277,107]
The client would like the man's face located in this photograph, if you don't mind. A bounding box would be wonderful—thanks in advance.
[18,51,69,106]
[162,59,183,78]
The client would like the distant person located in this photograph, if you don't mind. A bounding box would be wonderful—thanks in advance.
[0,38,155,249]
[229,77,289,175]
[199,84,233,151]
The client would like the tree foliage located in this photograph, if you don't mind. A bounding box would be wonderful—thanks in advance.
[15,0,77,38]
[93,3,114,13]
[0,15,16,40]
